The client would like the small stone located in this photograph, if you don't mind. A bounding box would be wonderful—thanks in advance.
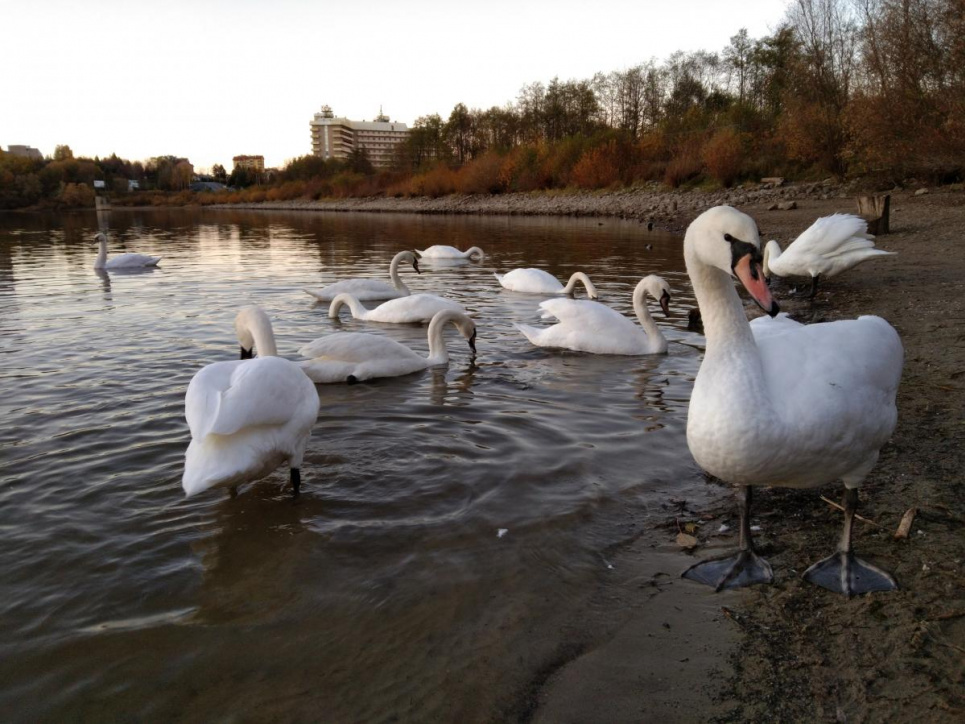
[777,201,797,210]
[915,188,929,196]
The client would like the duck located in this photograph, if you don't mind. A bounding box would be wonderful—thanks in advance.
[182,306,319,498]
[763,214,895,297]
[494,268,598,298]
[93,232,161,269]
[328,292,467,324]
[681,206,903,596]
[299,309,476,383]
[414,245,484,261]
[303,250,420,302]
[514,275,671,355]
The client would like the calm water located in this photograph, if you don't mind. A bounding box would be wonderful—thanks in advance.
[0,208,713,721]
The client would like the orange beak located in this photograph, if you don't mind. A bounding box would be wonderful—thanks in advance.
[734,254,779,317]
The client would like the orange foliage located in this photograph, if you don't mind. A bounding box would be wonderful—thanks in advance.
[701,128,745,186]
[664,142,703,188]
[570,141,621,189]
[455,151,505,194]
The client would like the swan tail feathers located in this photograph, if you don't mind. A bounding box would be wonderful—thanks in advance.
[514,323,544,345]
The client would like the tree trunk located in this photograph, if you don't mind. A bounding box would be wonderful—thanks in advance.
[856,194,890,235]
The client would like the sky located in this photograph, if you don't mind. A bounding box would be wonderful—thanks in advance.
[2,0,791,172]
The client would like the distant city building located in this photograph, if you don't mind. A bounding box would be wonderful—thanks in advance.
[310,105,409,168]
[7,145,43,160]
[232,155,265,172]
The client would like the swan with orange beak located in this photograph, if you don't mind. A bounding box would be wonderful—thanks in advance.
[681,206,902,596]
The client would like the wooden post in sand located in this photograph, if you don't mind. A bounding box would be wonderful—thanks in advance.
[856,194,890,235]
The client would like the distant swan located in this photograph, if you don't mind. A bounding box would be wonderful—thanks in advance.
[93,232,161,269]
[763,214,895,296]
[680,206,902,596]
[328,292,466,324]
[415,245,484,261]
[494,269,598,298]
[515,275,671,355]
[299,309,476,383]
[182,306,319,498]
[304,250,420,302]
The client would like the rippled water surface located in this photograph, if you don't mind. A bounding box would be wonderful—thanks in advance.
[0,208,713,720]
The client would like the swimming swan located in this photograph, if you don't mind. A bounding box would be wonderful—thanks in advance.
[681,206,902,596]
[415,245,484,261]
[299,309,476,383]
[763,214,895,296]
[182,306,319,498]
[303,250,420,302]
[93,232,161,269]
[328,292,466,324]
[494,269,598,298]
[514,275,671,355]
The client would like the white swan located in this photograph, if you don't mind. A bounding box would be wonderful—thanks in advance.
[494,269,598,298]
[182,306,319,498]
[681,206,903,596]
[299,309,476,383]
[415,245,484,261]
[93,232,161,269]
[328,292,466,324]
[763,214,895,296]
[514,275,671,355]
[303,250,420,302]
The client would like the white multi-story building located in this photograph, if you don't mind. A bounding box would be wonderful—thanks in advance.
[310,106,409,168]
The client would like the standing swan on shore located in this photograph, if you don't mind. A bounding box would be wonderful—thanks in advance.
[763,214,895,297]
[514,275,671,355]
[303,250,420,302]
[415,245,484,261]
[494,269,599,298]
[328,292,466,324]
[92,232,161,269]
[299,309,476,383]
[182,306,319,498]
[681,206,903,596]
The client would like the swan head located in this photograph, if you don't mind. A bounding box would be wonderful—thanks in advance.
[685,206,778,317]
[457,316,478,355]
[93,232,107,245]
[640,275,672,316]
[406,250,422,273]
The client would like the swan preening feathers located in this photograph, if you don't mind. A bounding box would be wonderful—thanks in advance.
[304,250,420,302]
[681,206,902,595]
[515,275,671,355]
[93,232,161,269]
[494,268,598,298]
[299,309,476,384]
[763,213,896,296]
[182,306,319,498]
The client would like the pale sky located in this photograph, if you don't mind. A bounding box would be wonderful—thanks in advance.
[2,0,791,172]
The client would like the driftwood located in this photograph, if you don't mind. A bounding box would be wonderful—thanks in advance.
[856,193,890,235]
[894,507,917,539]
[820,495,881,527]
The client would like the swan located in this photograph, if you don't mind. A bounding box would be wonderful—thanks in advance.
[93,232,161,269]
[303,250,420,302]
[415,245,484,261]
[299,309,476,383]
[328,292,466,324]
[514,275,671,355]
[763,214,896,297]
[182,306,319,498]
[494,269,598,298]
[680,206,903,596]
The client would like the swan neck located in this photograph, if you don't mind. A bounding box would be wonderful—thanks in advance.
[686,255,757,361]
[632,284,666,351]
[389,253,411,294]
[241,312,278,357]
[329,293,368,319]
[763,240,781,277]
[464,246,484,260]
[426,312,458,364]
[94,236,107,268]
[562,272,597,298]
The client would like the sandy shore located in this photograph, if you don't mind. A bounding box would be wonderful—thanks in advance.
[229,184,964,721]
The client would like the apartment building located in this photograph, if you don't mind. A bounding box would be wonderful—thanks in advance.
[309,106,409,168]
[232,155,265,172]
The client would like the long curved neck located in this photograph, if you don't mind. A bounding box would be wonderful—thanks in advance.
[246,315,278,357]
[329,293,369,319]
[94,237,108,268]
[463,246,484,260]
[562,272,597,298]
[763,240,781,277]
[632,284,667,353]
[425,311,460,364]
[388,254,412,294]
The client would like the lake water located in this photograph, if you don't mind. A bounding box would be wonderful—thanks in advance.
[0,208,715,720]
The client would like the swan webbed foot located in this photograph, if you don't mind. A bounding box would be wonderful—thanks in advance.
[682,549,774,591]
[803,551,897,596]
[290,468,301,498]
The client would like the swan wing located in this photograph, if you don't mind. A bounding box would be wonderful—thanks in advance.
[499,268,562,293]
[520,299,645,353]
[366,294,466,323]
[305,278,403,302]
[750,312,804,342]
[786,214,870,256]
[106,253,161,268]
[299,332,420,364]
